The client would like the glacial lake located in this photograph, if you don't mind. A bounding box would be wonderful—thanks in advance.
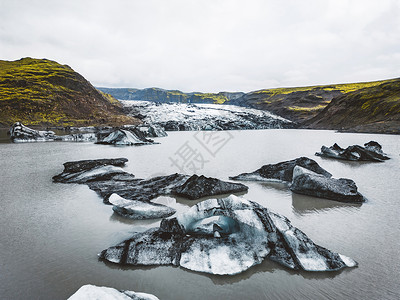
[1,129,399,300]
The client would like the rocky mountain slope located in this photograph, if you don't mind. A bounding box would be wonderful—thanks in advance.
[230,79,397,123]
[302,78,400,134]
[0,58,139,127]
[98,87,244,104]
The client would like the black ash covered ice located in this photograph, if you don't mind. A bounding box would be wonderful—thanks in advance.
[230,157,332,182]
[53,158,248,219]
[290,166,365,203]
[99,195,357,275]
[315,141,390,162]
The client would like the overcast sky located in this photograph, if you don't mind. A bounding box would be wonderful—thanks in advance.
[0,0,399,92]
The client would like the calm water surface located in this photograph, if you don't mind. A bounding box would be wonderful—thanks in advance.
[1,129,399,300]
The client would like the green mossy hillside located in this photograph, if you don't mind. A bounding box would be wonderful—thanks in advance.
[302,78,400,134]
[0,58,138,127]
[234,79,399,123]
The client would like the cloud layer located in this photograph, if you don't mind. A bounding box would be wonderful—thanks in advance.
[1,0,399,92]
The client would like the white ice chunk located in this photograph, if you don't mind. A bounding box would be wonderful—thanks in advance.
[74,165,125,181]
[180,241,259,275]
[339,254,358,267]
[109,193,175,219]
[68,284,159,300]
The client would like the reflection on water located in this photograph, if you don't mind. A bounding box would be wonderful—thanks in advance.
[207,258,349,286]
[318,155,384,167]
[257,181,290,192]
[109,212,160,227]
[1,129,400,300]
[0,129,10,143]
[291,193,362,216]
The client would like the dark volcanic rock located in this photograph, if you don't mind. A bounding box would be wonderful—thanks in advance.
[173,174,248,199]
[290,166,365,202]
[316,141,389,162]
[52,158,134,184]
[230,157,332,182]
[99,195,357,275]
[53,159,249,219]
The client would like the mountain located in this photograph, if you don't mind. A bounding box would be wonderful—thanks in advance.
[302,78,400,134]
[0,58,139,127]
[100,79,399,130]
[230,79,396,123]
[97,87,244,104]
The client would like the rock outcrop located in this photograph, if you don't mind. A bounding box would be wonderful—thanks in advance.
[99,195,357,275]
[290,166,365,202]
[315,141,390,162]
[230,157,332,182]
[53,158,248,219]
[68,284,159,300]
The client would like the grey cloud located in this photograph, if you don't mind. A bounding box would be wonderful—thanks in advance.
[0,0,399,92]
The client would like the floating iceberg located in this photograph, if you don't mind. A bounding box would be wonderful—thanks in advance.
[109,193,176,219]
[290,166,365,202]
[9,122,96,143]
[315,141,390,162]
[96,128,156,146]
[53,159,248,219]
[230,157,332,182]
[8,122,163,145]
[100,195,357,275]
[52,158,135,183]
[68,284,159,300]
[134,124,168,137]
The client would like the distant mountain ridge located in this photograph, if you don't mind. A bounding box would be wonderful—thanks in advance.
[102,78,400,134]
[0,58,139,127]
[97,87,244,104]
